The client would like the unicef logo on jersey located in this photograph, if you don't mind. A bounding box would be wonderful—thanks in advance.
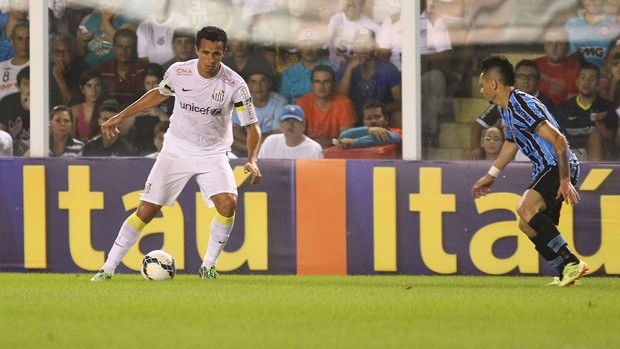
[212,89,225,102]
[180,102,222,117]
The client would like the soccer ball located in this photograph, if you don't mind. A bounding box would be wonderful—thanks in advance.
[141,250,176,281]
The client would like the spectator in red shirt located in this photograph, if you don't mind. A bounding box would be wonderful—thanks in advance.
[99,28,147,107]
[296,64,357,148]
[534,27,580,107]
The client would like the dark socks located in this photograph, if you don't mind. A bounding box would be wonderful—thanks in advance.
[530,234,564,275]
[528,212,580,274]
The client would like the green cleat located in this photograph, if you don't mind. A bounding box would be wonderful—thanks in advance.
[198,266,219,280]
[547,276,581,287]
[560,261,589,287]
[90,269,112,282]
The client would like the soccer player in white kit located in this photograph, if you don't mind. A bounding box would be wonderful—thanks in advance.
[91,26,262,281]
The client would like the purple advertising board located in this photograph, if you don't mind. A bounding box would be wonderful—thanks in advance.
[0,158,618,276]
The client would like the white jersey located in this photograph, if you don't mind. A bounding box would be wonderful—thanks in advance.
[376,15,401,71]
[137,13,191,65]
[327,12,379,68]
[0,59,29,101]
[420,11,452,55]
[158,59,257,157]
[258,134,323,159]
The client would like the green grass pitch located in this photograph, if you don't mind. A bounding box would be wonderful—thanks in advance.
[0,273,618,348]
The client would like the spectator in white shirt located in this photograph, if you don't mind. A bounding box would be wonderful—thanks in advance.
[259,105,323,159]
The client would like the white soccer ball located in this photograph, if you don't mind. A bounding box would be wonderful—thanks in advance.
[141,250,176,281]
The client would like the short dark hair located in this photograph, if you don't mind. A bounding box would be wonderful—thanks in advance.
[50,105,73,121]
[311,64,335,82]
[173,27,195,42]
[514,59,540,77]
[79,68,103,87]
[196,26,228,50]
[144,63,165,82]
[16,66,29,86]
[578,61,600,78]
[100,99,120,114]
[113,28,137,46]
[481,55,516,87]
[362,99,389,118]
[11,21,28,38]
[51,32,77,53]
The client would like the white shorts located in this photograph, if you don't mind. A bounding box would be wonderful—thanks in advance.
[140,151,237,207]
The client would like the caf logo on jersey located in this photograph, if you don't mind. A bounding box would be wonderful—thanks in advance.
[212,89,224,102]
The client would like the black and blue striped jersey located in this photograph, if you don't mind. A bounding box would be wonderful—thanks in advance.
[499,89,579,179]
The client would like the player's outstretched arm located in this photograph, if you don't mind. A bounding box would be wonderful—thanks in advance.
[244,122,262,185]
[494,139,518,170]
[535,121,580,206]
[101,88,169,138]
[471,141,517,198]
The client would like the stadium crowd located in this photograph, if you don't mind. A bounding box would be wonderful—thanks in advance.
[0,0,619,161]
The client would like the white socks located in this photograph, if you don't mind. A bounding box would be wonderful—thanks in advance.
[100,212,234,274]
[101,213,145,275]
[202,213,235,269]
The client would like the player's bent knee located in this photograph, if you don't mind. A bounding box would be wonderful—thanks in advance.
[516,202,536,223]
[136,201,162,224]
[212,193,237,217]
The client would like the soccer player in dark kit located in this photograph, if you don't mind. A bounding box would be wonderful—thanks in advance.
[471,55,588,287]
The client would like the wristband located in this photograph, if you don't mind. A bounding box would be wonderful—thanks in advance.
[487,166,501,178]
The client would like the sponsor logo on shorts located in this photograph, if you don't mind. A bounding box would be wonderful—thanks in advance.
[144,183,151,194]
